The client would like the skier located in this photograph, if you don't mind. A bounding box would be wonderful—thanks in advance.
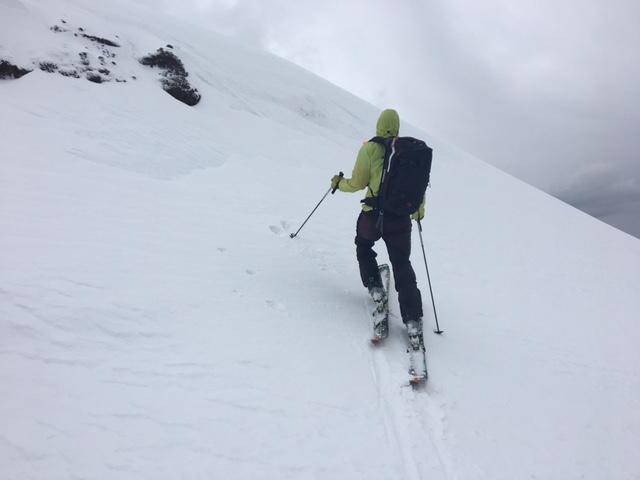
[331,109,425,339]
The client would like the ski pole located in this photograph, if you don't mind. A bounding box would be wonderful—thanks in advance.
[290,172,343,239]
[416,219,443,334]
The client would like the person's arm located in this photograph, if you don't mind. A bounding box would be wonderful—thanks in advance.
[338,143,371,193]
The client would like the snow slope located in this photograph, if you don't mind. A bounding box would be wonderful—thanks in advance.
[2,1,640,479]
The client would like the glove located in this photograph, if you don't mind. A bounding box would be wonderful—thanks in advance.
[411,203,425,221]
[331,174,342,190]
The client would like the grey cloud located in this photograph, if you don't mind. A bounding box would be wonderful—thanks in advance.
[557,163,640,237]
[159,0,640,238]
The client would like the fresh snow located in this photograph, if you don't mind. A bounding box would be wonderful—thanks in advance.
[2,1,640,479]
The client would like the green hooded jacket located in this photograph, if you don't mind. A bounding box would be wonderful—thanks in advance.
[339,109,425,216]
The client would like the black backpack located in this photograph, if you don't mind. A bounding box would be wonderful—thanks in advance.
[362,136,432,217]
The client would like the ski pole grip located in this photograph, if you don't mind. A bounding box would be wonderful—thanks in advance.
[331,172,344,194]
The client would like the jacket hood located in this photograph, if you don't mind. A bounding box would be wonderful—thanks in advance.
[376,109,400,137]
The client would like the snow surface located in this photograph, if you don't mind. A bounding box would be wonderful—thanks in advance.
[2,1,640,479]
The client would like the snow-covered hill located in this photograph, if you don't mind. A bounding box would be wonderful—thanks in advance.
[2,1,640,479]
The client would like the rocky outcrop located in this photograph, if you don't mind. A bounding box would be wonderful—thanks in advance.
[139,48,201,106]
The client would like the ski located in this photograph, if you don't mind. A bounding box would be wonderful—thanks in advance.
[370,264,390,344]
[367,265,429,385]
[406,322,428,386]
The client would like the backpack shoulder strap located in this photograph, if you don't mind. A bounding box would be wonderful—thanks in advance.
[360,137,387,206]
[367,136,394,168]
[364,136,399,213]
[368,136,389,147]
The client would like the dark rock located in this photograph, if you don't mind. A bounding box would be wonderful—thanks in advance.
[59,69,80,78]
[0,60,32,79]
[50,25,67,33]
[139,48,187,74]
[86,73,104,83]
[79,52,90,66]
[81,34,120,48]
[139,48,201,106]
[98,68,110,75]
[164,82,201,106]
[166,44,174,49]
[39,62,58,73]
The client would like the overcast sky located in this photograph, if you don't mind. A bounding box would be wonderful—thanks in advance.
[160,0,640,238]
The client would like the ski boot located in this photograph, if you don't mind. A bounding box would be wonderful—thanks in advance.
[405,318,424,350]
[367,268,389,342]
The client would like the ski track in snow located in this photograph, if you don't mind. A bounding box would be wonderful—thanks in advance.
[365,294,457,480]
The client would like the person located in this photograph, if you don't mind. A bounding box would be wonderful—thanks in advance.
[331,109,425,336]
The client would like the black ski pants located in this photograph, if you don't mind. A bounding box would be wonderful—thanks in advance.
[355,210,423,323]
